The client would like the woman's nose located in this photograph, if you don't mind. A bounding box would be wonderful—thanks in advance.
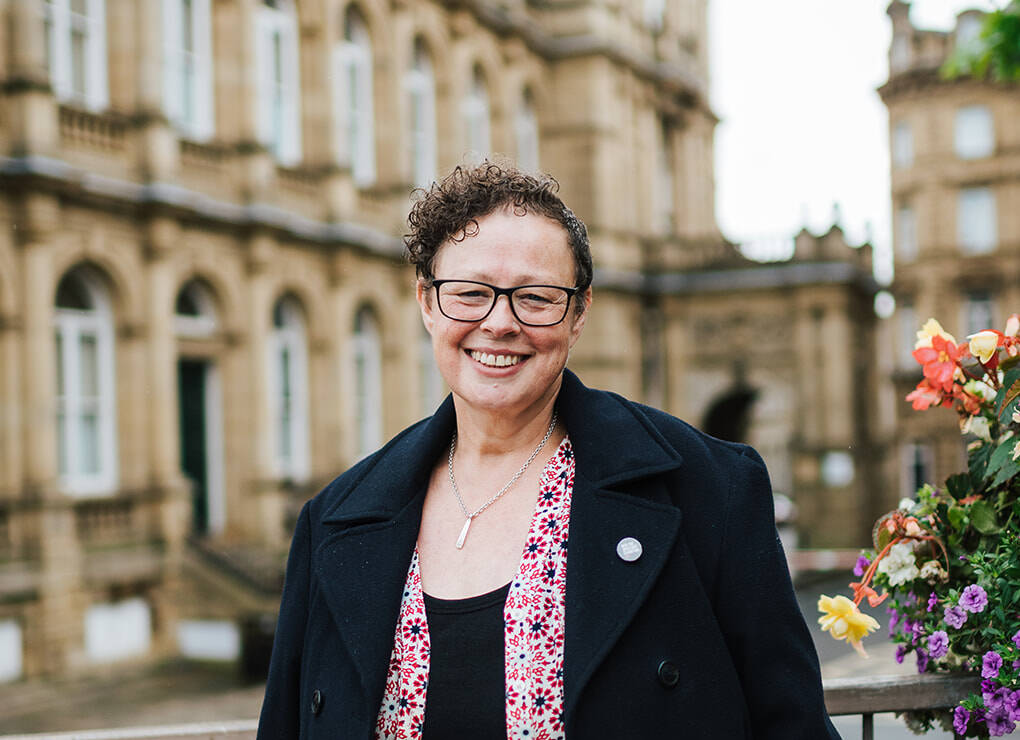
[481,294,520,334]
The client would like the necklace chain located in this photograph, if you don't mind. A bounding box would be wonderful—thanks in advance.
[448,411,558,548]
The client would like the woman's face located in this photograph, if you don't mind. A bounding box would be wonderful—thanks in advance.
[417,208,590,420]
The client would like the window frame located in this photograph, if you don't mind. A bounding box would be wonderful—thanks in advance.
[352,307,383,459]
[461,65,491,166]
[54,270,118,497]
[514,88,539,173]
[954,105,994,160]
[405,40,437,188]
[332,8,376,185]
[957,186,998,255]
[45,0,109,111]
[268,296,310,483]
[254,0,302,165]
[162,0,215,141]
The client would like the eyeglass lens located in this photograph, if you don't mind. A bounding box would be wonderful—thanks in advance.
[437,282,570,326]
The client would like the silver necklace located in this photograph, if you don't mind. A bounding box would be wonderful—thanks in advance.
[448,411,558,549]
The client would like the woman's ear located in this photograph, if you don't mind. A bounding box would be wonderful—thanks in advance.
[568,287,592,348]
[416,279,435,335]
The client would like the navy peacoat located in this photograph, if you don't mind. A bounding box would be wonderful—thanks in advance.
[258,369,840,739]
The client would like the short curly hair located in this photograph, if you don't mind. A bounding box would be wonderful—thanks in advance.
[404,162,593,296]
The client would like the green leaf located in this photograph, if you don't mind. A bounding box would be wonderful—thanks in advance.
[970,442,994,485]
[996,365,1020,418]
[948,505,968,530]
[946,473,973,500]
[970,500,1000,534]
[985,435,1018,479]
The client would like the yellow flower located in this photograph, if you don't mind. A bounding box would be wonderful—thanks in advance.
[968,330,999,364]
[915,318,957,350]
[818,594,880,656]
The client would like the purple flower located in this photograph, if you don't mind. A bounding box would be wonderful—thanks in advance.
[985,707,1016,737]
[1013,628,1020,650]
[895,644,907,664]
[953,706,970,735]
[926,592,938,613]
[960,584,988,613]
[1006,690,1020,721]
[983,651,1004,679]
[887,607,900,636]
[985,686,1010,711]
[944,605,968,629]
[927,630,949,659]
[853,555,870,577]
[916,648,929,673]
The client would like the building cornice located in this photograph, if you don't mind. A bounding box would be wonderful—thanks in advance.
[0,155,405,260]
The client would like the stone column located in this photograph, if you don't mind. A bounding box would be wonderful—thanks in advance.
[18,194,84,676]
[6,0,58,157]
[246,233,281,544]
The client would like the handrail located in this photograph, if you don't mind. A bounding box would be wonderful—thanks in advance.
[824,673,980,740]
[0,674,982,740]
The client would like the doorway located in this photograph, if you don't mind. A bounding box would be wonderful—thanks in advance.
[177,359,225,535]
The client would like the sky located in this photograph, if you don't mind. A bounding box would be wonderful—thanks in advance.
[708,0,1005,283]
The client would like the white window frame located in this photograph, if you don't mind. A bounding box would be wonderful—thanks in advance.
[45,0,109,111]
[254,0,302,165]
[0,620,22,683]
[55,269,118,497]
[892,121,913,168]
[461,66,490,166]
[84,598,151,664]
[897,299,917,369]
[405,41,437,188]
[895,204,917,263]
[162,0,215,141]
[957,186,997,254]
[515,88,539,173]
[643,0,666,31]
[900,441,933,498]
[962,291,995,337]
[954,105,994,160]
[332,9,376,185]
[352,307,383,459]
[269,297,310,483]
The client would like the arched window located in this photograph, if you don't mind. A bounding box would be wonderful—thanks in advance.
[255,0,302,164]
[405,39,437,187]
[44,0,109,110]
[419,324,444,417]
[333,6,376,185]
[352,307,382,458]
[515,87,539,173]
[54,266,117,495]
[162,0,215,140]
[174,278,218,337]
[461,65,490,165]
[270,295,310,481]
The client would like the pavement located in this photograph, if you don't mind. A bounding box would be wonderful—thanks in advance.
[0,572,966,738]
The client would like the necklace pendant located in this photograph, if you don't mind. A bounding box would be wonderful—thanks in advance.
[455,517,472,549]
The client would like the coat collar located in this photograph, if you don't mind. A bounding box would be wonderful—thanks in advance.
[312,369,686,728]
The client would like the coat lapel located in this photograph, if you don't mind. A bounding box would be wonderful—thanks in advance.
[557,371,685,726]
[312,396,456,714]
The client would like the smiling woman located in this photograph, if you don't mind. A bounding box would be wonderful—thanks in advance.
[257,163,840,740]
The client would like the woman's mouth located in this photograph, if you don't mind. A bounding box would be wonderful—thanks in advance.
[469,350,524,368]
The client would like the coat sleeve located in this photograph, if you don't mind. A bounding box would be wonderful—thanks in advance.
[715,446,841,740]
[257,502,312,740]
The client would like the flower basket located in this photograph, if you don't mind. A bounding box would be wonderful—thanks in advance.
[819,316,1020,737]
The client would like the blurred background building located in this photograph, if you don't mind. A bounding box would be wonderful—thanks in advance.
[882,0,1020,509]
[1,0,987,684]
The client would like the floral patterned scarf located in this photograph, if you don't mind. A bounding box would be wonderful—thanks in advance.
[375,437,575,740]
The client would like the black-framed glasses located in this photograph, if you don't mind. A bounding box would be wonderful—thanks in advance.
[432,279,579,327]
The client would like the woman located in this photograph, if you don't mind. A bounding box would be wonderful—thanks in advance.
[258,164,840,739]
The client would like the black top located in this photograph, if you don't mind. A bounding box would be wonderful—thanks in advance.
[421,582,511,739]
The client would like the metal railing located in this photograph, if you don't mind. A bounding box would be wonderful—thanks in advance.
[0,673,982,740]
[824,673,980,740]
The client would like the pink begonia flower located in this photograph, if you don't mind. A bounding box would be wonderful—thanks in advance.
[962,415,992,442]
[1005,313,1020,337]
[915,318,957,350]
[968,330,1000,364]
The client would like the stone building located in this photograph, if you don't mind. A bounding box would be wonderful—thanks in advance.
[0,0,883,681]
[881,1,1020,501]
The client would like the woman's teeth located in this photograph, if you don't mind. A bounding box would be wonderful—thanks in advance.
[470,351,521,367]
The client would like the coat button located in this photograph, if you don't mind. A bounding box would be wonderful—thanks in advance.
[311,688,324,715]
[657,660,680,689]
[616,537,642,562]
